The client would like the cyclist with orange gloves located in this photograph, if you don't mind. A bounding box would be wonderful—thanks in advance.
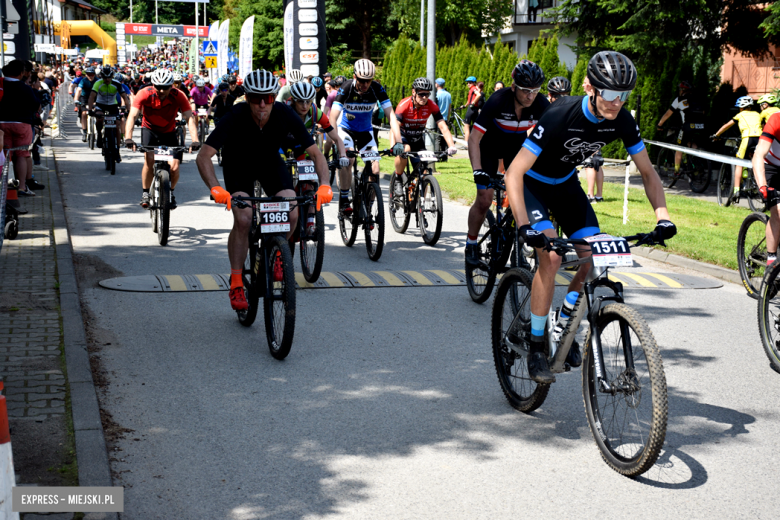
[196,70,333,312]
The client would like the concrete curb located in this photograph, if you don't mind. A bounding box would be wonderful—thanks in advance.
[632,245,742,286]
[48,136,118,520]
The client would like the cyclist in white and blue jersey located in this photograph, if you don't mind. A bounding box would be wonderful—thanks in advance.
[329,59,404,213]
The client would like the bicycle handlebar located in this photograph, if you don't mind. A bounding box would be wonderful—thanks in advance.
[401,150,450,160]
[345,149,394,159]
[136,146,191,153]
[231,193,315,209]
[543,233,660,255]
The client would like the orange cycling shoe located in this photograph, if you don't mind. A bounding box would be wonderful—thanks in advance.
[273,251,284,282]
[229,286,249,310]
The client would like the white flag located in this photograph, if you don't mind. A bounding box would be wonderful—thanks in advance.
[239,16,255,80]
[218,20,230,77]
[208,21,220,42]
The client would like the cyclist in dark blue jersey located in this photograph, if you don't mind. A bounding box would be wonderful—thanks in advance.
[329,59,404,213]
[465,60,550,266]
[505,51,677,383]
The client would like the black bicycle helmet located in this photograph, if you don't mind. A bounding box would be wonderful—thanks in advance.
[587,51,637,91]
[335,75,347,86]
[547,76,571,95]
[412,77,434,91]
[511,60,545,89]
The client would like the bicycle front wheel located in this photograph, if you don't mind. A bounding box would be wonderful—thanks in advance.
[757,261,780,373]
[338,184,358,247]
[157,169,171,246]
[491,268,550,412]
[300,205,325,283]
[583,303,667,477]
[389,173,410,234]
[687,157,711,193]
[466,211,497,304]
[717,163,733,206]
[656,148,677,188]
[419,175,443,246]
[364,182,385,261]
[237,243,260,327]
[263,236,296,360]
[737,211,769,299]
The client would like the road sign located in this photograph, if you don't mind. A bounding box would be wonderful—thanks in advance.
[2,41,13,53]
[202,40,217,55]
[204,56,217,69]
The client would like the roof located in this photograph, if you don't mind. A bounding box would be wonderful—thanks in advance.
[61,0,109,15]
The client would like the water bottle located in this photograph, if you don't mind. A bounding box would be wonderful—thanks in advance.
[553,291,579,342]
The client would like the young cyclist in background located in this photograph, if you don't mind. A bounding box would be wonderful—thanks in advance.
[759,94,780,127]
[712,96,762,205]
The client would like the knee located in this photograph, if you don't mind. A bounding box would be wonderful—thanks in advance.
[234,209,252,231]
[474,192,492,211]
[539,250,562,272]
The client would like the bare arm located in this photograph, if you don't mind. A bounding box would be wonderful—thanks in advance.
[87,91,97,111]
[182,109,199,143]
[124,106,140,142]
[714,120,735,137]
[468,129,485,170]
[631,148,671,221]
[657,108,674,127]
[304,144,330,186]
[505,148,539,226]
[384,105,402,145]
[436,119,455,148]
[196,144,220,189]
[753,138,772,188]
[328,105,342,134]
[326,127,347,159]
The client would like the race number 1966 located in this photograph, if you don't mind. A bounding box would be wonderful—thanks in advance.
[584,234,632,267]
[259,202,291,233]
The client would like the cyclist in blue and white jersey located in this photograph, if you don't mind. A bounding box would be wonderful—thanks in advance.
[329,59,403,213]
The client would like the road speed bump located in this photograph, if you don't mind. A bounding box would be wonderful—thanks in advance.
[99,269,721,292]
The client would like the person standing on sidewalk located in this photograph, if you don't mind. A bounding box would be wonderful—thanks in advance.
[0,60,43,196]
[435,78,452,151]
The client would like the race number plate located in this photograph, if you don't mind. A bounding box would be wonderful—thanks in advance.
[585,234,632,267]
[154,148,173,161]
[104,116,117,128]
[198,109,208,117]
[297,160,318,181]
[416,151,438,162]
[259,202,291,233]
[361,150,380,161]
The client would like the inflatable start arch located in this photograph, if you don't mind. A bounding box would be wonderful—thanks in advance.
[54,21,117,65]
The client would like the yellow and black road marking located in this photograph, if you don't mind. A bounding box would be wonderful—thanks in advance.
[99,269,721,292]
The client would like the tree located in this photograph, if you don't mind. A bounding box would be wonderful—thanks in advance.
[225,0,283,69]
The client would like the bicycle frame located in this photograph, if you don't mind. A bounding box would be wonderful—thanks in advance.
[477,179,516,271]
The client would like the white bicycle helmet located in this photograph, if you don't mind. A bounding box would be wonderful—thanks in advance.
[290,81,316,101]
[172,73,182,82]
[243,70,279,95]
[150,69,174,87]
[354,59,376,80]
[287,69,303,84]
[195,77,206,88]
[735,96,754,108]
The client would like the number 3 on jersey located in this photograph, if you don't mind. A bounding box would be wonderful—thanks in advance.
[532,125,544,140]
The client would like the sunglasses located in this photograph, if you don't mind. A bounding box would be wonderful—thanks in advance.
[516,87,540,95]
[416,91,431,98]
[355,78,372,85]
[295,98,313,104]
[247,93,275,105]
[154,85,171,92]
[597,88,631,103]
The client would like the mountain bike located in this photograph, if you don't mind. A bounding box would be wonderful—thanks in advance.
[286,157,326,282]
[757,260,780,374]
[86,109,97,150]
[175,118,186,147]
[196,108,209,144]
[465,178,536,303]
[389,150,448,246]
[338,149,393,261]
[98,109,121,175]
[715,137,764,211]
[737,211,770,299]
[448,108,468,143]
[491,232,668,477]
[137,146,188,246]
[232,189,317,360]
[655,128,711,193]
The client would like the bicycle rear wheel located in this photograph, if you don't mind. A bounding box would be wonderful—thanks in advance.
[757,261,780,373]
[237,243,260,327]
[656,148,677,188]
[339,183,358,247]
[364,182,385,261]
[466,211,497,304]
[419,175,443,246]
[491,268,550,412]
[300,205,325,283]
[389,173,410,233]
[583,303,667,477]
[737,211,769,299]
[717,163,733,206]
[687,157,711,193]
[157,169,171,246]
[263,236,296,360]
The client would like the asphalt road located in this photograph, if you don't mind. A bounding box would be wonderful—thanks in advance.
[52,115,780,519]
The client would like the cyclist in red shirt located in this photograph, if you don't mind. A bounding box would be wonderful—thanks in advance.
[392,77,458,178]
[752,111,780,266]
[124,69,201,209]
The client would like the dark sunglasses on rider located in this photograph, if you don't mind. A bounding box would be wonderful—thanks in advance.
[246,93,276,105]
[596,88,632,103]
[154,85,171,92]
[416,91,431,98]
[355,77,372,85]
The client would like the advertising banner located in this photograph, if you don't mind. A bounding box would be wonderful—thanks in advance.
[239,16,254,79]
[208,21,220,42]
[282,0,326,77]
[121,24,206,37]
[189,36,198,74]
[218,20,229,76]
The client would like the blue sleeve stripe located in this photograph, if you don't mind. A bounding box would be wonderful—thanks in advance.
[522,141,542,156]
[626,141,645,155]
[332,101,344,110]
[380,100,393,110]
[532,221,555,232]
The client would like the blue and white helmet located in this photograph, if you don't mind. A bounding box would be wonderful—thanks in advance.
[735,96,754,108]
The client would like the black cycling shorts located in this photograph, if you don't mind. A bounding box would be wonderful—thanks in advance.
[677,123,706,148]
[465,106,479,126]
[524,174,600,239]
[95,103,119,116]
[223,155,294,198]
[401,136,426,152]
[141,127,184,161]
[765,163,780,190]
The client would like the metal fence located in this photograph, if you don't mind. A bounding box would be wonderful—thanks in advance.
[53,74,73,140]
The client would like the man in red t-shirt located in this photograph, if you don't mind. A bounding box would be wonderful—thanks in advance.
[752,111,780,266]
[124,69,200,209]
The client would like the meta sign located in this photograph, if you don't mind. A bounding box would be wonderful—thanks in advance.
[121,23,207,37]
[283,0,326,77]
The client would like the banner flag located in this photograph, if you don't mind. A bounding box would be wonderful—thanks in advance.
[218,20,230,77]
[239,16,255,79]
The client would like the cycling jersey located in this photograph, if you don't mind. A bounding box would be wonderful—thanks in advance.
[395,96,443,143]
[116,83,132,105]
[76,78,96,102]
[210,94,235,120]
[761,107,780,126]
[284,102,333,134]
[669,96,704,125]
[276,84,292,103]
[174,86,191,100]
[190,86,212,106]
[91,78,122,105]
[332,80,392,133]
[522,95,644,184]
[474,87,550,165]
[133,86,192,134]
[760,112,780,167]
[733,111,762,138]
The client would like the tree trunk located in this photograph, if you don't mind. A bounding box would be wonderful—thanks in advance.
[360,4,372,59]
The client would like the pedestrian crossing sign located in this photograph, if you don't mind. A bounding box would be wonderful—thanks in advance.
[204,56,217,69]
[202,41,218,55]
